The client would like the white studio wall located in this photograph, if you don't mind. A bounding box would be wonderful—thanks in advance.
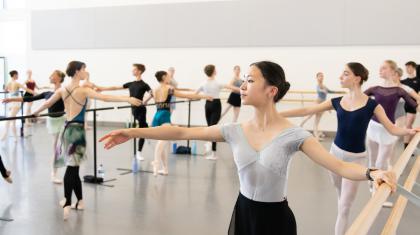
[27,46,420,131]
[0,0,412,131]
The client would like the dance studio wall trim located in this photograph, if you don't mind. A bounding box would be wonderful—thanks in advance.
[31,0,420,49]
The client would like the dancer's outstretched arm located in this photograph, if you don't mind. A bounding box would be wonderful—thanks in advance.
[279,99,333,117]
[100,125,224,150]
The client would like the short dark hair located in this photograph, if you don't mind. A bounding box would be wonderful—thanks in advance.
[66,61,86,77]
[405,61,417,68]
[347,62,369,85]
[133,64,146,74]
[204,64,216,77]
[155,71,168,82]
[251,61,290,103]
[54,70,66,83]
[9,70,18,77]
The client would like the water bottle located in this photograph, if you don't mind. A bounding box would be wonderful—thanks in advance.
[125,119,131,128]
[191,141,197,156]
[132,157,139,173]
[172,142,178,154]
[97,164,105,179]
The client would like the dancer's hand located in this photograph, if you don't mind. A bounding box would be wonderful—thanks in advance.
[410,127,420,134]
[129,97,142,106]
[99,129,132,149]
[370,170,397,193]
[2,98,11,103]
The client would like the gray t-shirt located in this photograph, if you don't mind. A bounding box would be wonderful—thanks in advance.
[221,123,312,202]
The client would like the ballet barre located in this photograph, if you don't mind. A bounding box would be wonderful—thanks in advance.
[116,99,200,175]
[346,133,420,235]
[0,99,201,185]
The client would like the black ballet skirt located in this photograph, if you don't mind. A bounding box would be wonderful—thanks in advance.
[227,92,241,107]
[228,193,297,235]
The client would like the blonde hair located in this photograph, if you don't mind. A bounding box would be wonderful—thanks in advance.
[396,67,403,77]
[385,60,398,71]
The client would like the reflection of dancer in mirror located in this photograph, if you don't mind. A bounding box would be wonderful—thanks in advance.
[1,70,34,141]
[300,72,341,141]
[220,65,243,123]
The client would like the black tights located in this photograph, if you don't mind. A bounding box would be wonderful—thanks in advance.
[63,166,83,207]
[133,107,149,152]
[205,99,221,151]
[0,155,8,178]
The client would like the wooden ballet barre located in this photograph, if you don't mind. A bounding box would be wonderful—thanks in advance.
[381,156,420,235]
[345,133,420,235]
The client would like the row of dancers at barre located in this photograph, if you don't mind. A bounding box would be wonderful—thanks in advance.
[0,60,417,235]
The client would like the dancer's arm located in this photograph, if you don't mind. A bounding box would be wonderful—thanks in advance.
[174,89,212,100]
[32,90,62,115]
[17,83,35,95]
[2,97,23,103]
[100,125,224,149]
[279,99,333,117]
[95,85,125,92]
[2,92,48,104]
[224,84,240,93]
[301,137,396,191]
[400,89,418,110]
[374,105,418,136]
[83,87,141,106]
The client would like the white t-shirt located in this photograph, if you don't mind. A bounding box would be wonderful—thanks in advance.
[198,79,224,98]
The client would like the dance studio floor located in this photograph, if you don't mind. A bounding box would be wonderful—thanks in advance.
[0,124,419,235]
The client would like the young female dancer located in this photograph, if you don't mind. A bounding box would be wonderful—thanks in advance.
[100,61,396,235]
[150,71,211,176]
[1,70,34,141]
[365,60,418,208]
[220,65,243,123]
[33,61,141,220]
[3,70,67,184]
[300,72,341,140]
[278,62,417,235]
[196,64,240,160]
[23,70,40,126]
[0,155,12,183]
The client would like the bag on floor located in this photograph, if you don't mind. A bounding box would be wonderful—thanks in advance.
[175,146,191,155]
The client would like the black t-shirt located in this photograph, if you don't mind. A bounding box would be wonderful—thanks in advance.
[123,80,152,114]
[401,77,420,93]
[23,91,65,117]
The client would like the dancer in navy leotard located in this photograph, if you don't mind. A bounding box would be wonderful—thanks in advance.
[279,62,418,235]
